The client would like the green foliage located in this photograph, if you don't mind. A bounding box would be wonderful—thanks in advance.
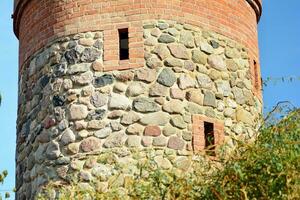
[206,109,300,199]
[0,94,11,199]
[0,170,9,200]
[0,170,8,184]
[39,109,300,200]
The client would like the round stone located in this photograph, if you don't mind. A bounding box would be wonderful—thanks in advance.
[121,111,141,125]
[158,34,175,43]
[192,50,207,65]
[167,136,185,150]
[80,137,101,152]
[46,141,60,160]
[144,126,161,137]
[170,115,187,129]
[69,104,88,120]
[180,31,195,48]
[178,74,196,90]
[140,112,170,126]
[61,128,76,145]
[109,93,131,110]
[126,82,145,97]
[103,132,127,148]
[153,44,170,60]
[153,136,168,147]
[90,92,108,107]
[168,44,190,60]
[157,68,176,87]
[203,90,217,108]
[95,127,112,139]
[162,99,184,114]
[136,68,156,83]
[126,136,141,147]
[149,83,168,97]
[133,98,160,113]
[208,55,226,71]
[126,123,144,135]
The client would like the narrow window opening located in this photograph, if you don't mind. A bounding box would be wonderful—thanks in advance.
[204,122,215,156]
[254,60,259,90]
[119,28,129,60]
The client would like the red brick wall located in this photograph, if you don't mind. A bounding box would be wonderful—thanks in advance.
[192,115,225,152]
[13,0,262,97]
[102,23,144,71]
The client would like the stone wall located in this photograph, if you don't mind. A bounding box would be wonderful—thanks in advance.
[16,20,262,199]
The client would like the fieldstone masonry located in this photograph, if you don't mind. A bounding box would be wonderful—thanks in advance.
[16,20,262,199]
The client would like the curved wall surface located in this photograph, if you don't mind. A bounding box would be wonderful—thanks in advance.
[13,0,262,66]
[13,0,263,199]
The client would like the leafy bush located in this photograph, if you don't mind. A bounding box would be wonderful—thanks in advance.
[0,169,10,200]
[39,109,300,200]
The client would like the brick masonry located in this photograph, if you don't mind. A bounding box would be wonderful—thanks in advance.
[13,1,263,199]
[13,0,262,99]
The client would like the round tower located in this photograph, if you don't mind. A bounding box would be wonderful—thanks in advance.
[13,0,262,198]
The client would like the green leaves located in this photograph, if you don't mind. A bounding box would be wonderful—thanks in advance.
[37,109,300,200]
[0,170,8,184]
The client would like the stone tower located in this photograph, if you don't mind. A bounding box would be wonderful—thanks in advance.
[13,0,262,199]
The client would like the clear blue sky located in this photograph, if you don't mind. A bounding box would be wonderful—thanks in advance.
[0,1,300,199]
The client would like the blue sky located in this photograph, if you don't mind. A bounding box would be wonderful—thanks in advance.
[0,1,300,199]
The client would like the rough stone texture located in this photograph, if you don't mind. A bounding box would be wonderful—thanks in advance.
[168,136,185,150]
[153,136,168,147]
[192,50,207,65]
[133,98,160,113]
[149,83,168,97]
[46,141,60,160]
[180,31,195,48]
[90,92,108,107]
[126,136,141,147]
[109,93,131,110]
[197,74,213,89]
[203,90,217,108]
[127,123,144,135]
[140,112,170,126]
[121,111,140,125]
[80,137,101,152]
[153,44,170,60]
[157,68,176,87]
[136,68,156,83]
[164,58,184,68]
[144,126,161,137]
[168,44,190,60]
[200,42,213,54]
[186,90,204,105]
[178,74,196,89]
[163,124,180,136]
[158,34,175,43]
[61,128,76,145]
[236,107,254,125]
[126,82,145,97]
[16,22,261,198]
[170,88,185,100]
[208,55,226,71]
[103,132,127,148]
[171,115,187,129]
[163,99,184,114]
[216,80,231,97]
[95,127,112,139]
[69,104,88,120]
